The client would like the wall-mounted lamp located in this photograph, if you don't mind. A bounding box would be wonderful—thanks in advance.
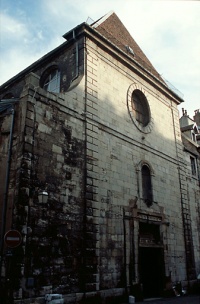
[38,191,48,203]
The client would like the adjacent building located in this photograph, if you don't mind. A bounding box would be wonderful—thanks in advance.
[0,11,199,304]
[179,109,200,288]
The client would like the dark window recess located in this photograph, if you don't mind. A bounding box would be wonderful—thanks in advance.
[26,277,34,288]
[132,89,150,126]
[190,156,197,176]
[142,165,153,206]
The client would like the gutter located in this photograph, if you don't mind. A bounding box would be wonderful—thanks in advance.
[81,35,88,300]
[71,30,79,82]
[123,208,128,295]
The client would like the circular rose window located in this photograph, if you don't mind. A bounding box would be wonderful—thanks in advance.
[127,83,153,133]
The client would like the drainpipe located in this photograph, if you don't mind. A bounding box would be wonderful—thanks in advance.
[123,208,128,295]
[0,106,15,278]
[81,34,88,300]
[71,30,79,82]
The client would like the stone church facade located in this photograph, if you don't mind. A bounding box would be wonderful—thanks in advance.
[0,11,199,303]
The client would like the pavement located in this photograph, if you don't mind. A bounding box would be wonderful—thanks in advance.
[129,294,200,304]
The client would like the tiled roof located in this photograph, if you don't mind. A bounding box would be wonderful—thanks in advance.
[93,12,163,81]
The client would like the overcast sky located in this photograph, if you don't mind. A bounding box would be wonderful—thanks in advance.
[0,0,199,118]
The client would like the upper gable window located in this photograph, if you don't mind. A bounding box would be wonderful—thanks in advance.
[132,89,150,127]
[41,67,60,93]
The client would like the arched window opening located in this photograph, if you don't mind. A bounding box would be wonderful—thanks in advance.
[142,165,153,207]
[41,67,60,93]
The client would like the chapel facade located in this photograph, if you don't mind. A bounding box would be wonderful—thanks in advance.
[0,11,199,304]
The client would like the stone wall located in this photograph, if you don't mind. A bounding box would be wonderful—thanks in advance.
[85,37,187,291]
[19,74,86,297]
[0,30,199,304]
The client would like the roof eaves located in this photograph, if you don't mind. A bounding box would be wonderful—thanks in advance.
[62,22,87,40]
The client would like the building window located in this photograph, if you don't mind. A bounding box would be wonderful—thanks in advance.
[132,89,150,127]
[191,132,196,143]
[127,83,153,133]
[190,156,197,176]
[41,67,60,93]
[142,165,153,207]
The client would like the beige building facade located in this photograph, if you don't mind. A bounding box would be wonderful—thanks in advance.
[0,12,199,303]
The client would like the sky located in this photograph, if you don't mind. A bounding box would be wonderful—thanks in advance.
[0,0,199,118]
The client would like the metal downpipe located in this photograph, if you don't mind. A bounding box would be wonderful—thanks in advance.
[0,106,15,278]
